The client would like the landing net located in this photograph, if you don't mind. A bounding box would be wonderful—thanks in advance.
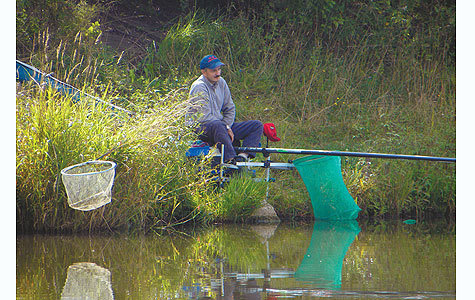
[61,161,116,211]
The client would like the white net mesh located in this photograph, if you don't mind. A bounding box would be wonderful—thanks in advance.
[61,161,116,211]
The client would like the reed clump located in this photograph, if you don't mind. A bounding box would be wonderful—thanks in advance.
[16,78,221,232]
[16,75,269,232]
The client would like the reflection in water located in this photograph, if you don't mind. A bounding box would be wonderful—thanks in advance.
[16,221,455,299]
[294,220,361,289]
[219,223,286,300]
[61,262,114,300]
[217,221,360,299]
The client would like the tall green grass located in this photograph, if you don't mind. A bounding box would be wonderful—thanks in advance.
[17,7,455,229]
[138,11,455,220]
[16,80,269,232]
[16,77,252,232]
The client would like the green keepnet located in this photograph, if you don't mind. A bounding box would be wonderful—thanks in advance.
[293,155,361,220]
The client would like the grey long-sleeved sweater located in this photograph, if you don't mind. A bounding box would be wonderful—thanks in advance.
[187,75,236,127]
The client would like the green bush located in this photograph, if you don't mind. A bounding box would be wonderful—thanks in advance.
[17,0,103,58]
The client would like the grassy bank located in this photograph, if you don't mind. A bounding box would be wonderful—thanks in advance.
[136,11,455,219]
[16,2,455,232]
[16,80,268,232]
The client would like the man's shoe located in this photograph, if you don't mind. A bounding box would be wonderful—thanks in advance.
[233,155,247,163]
[222,156,246,177]
[225,155,246,165]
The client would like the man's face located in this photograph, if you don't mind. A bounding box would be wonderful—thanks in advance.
[201,66,222,84]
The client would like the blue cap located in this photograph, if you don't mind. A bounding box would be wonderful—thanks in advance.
[200,55,225,70]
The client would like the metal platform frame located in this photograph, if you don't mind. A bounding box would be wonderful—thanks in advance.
[219,144,294,177]
[217,144,295,199]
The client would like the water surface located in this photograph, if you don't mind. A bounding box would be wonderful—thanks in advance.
[16,220,455,299]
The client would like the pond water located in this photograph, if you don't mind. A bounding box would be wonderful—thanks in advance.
[16,220,455,299]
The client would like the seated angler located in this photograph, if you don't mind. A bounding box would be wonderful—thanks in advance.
[187,54,263,164]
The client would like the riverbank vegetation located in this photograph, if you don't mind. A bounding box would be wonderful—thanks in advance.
[16,0,455,232]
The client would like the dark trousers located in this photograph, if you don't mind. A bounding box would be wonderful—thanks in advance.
[197,120,263,161]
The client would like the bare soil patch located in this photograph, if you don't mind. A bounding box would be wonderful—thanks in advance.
[99,1,183,64]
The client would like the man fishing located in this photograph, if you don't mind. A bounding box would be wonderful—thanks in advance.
[187,54,263,165]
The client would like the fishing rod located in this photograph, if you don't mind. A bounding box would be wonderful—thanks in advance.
[234,147,456,163]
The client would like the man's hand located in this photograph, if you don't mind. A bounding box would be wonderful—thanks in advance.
[227,127,234,142]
